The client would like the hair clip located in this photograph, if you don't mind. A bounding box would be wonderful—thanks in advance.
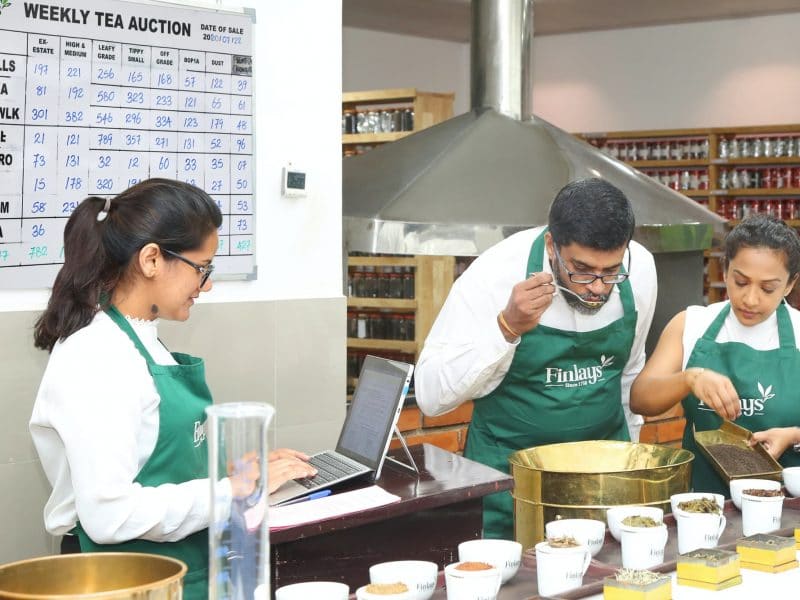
[96,197,112,222]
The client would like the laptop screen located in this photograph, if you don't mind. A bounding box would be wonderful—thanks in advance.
[336,355,413,469]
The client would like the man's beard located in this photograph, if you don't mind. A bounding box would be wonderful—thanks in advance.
[553,268,610,315]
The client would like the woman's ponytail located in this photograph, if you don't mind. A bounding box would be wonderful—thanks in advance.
[34,197,116,351]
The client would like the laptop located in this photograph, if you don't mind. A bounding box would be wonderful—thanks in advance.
[268,355,414,506]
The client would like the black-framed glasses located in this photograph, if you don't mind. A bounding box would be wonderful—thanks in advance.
[553,246,630,285]
[161,248,215,287]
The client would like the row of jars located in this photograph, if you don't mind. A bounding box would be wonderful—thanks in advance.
[593,138,710,161]
[718,167,800,190]
[347,351,416,386]
[642,169,709,191]
[349,267,415,299]
[347,311,416,341]
[342,108,415,134]
[718,136,800,159]
[714,197,800,221]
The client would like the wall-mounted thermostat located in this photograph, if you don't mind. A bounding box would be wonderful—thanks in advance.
[282,165,307,198]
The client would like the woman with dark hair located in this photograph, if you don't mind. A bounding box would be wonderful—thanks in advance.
[631,214,800,496]
[30,179,314,599]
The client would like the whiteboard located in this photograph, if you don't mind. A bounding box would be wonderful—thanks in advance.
[0,0,256,288]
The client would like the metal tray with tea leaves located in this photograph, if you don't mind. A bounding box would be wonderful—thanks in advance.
[693,420,782,484]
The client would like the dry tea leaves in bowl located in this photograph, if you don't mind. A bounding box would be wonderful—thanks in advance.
[621,515,660,527]
[677,497,721,514]
[743,488,783,497]
[546,535,580,548]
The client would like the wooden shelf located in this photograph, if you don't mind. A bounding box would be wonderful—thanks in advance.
[343,132,413,145]
[629,159,708,168]
[712,188,800,196]
[577,122,800,308]
[343,88,453,105]
[348,256,418,267]
[348,298,417,310]
[347,338,418,353]
[713,156,800,165]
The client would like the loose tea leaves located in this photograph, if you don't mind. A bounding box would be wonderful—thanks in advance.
[706,443,777,476]
[742,488,783,497]
[614,568,669,585]
[622,515,660,527]
[547,535,580,548]
[677,497,722,514]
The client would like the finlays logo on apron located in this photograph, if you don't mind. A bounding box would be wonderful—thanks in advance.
[193,419,207,448]
[698,382,775,417]
[544,354,615,388]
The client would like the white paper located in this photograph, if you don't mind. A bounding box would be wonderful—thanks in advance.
[268,485,401,530]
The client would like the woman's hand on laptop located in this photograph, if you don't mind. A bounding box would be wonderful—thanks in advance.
[268,448,317,493]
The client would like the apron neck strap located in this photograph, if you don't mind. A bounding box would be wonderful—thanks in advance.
[105,305,157,365]
[528,228,635,314]
[702,301,796,349]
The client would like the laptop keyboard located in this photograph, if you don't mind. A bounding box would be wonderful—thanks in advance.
[296,452,365,489]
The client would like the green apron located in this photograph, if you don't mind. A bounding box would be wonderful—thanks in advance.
[682,301,800,497]
[75,305,212,600]
[466,230,636,539]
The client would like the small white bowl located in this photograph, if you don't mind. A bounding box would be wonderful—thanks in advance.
[457,539,522,584]
[784,467,800,497]
[275,581,349,600]
[545,518,606,557]
[670,492,724,515]
[369,560,438,600]
[606,506,664,542]
[730,478,782,509]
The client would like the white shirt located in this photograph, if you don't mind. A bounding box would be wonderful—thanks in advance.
[415,227,658,439]
[681,301,800,368]
[30,311,230,544]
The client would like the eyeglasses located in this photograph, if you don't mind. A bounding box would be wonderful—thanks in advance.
[552,246,630,285]
[161,248,215,287]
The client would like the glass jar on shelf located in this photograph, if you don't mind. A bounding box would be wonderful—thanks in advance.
[402,267,415,299]
[364,269,378,298]
[378,267,392,298]
[351,269,364,297]
[405,314,416,341]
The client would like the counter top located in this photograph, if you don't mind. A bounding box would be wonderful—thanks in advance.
[271,442,513,543]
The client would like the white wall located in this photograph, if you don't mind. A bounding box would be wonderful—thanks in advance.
[3,0,343,312]
[344,12,800,133]
[343,26,470,115]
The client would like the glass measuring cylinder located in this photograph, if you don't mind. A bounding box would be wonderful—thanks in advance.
[207,402,275,600]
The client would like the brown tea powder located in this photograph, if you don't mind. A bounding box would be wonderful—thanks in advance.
[455,561,493,571]
[365,582,410,594]
[706,443,776,476]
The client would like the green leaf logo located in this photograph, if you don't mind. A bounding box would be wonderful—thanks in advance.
[0,0,11,15]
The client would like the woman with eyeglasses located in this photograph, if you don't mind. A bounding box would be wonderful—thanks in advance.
[631,214,800,496]
[415,178,658,539]
[29,179,315,599]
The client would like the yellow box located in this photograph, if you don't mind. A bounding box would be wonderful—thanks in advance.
[676,548,740,584]
[740,559,798,573]
[736,534,796,566]
[677,575,742,591]
[795,528,800,549]
[603,575,672,600]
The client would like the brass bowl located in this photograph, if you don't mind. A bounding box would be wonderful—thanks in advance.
[510,440,693,550]
[0,553,186,599]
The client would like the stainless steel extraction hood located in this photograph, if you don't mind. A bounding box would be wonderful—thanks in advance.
[342,0,726,256]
